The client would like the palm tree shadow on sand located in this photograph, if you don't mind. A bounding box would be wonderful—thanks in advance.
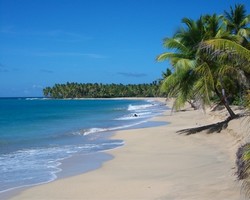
[177,114,244,135]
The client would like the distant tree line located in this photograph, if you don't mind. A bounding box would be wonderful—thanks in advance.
[43,81,164,98]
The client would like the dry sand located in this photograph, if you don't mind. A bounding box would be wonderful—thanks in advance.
[9,99,246,200]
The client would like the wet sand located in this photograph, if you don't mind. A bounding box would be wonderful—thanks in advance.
[10,99,243,199]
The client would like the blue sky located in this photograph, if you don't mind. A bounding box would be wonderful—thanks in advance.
[0,0,249,97]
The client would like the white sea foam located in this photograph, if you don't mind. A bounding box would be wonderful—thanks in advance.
[25,98,40,100]
[127,104,153,111]
[83,128,108,135]
[0,139,125,194]
[117,101,162,121]
[115,111,154,120]
[115,115,138,120]
[0,99,167,195]
[25,98,49,100]
[74,120,148,136]
[0,147,65,193]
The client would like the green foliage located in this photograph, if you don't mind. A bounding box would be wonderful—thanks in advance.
[43,82,163,98]
[224,4,250,38]
[236,143,250,198]
[158,2,250,197]
[157,3,249,118]
[202,39,250,63]
[245,90,250,108]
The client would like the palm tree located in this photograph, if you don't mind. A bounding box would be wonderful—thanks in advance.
[43,82,162,98]
[157,16,204,110]
[224,4,250,39]
[157,4,250,197]
[162,68,172,79]
[196,27,250,198]
[201,37,250,105]
[43,87,52,98]
[201,38,250,62]
[157,14,239,118]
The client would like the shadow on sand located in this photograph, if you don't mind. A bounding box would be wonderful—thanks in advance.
[177,114,244,135]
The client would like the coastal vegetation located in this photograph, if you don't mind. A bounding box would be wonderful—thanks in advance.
[42,4,250,196]
[43,82,162,98]
[157,4,250,119]
[157,3,250,197]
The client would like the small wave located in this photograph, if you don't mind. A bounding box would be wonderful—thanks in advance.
[0,138,125,194]
[25,98,40,100]
[0,146,67,193]
[115,115,139,120]
[74,121,148,136]
[73,128,108,136]
[25,98,50,101]
[127,104,153,111]
[113,107,126,111]
[146,99,154,102]
[83,128,109,135]
[116,111,153,120]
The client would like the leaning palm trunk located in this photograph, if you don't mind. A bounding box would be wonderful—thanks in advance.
[200,38,250,119]
[214,87,237,119]
[220,77,237,118]
[222,94,237,119]
[187,100,199,110]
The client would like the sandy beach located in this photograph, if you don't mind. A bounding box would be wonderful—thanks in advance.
[9,99,245,200]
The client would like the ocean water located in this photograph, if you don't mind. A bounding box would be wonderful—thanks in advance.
[0,98,166,194]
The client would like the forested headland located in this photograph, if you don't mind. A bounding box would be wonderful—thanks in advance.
[43,81,164,98]
[41,2,250,197]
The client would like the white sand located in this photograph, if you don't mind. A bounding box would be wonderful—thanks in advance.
[9,99,244,200]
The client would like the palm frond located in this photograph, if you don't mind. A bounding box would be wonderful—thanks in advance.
[156,52,188,62]
[223,4,249,35]
[238,28,250,39]
[174,58,196,70]
[194,62,214,104]
[163,38,190,53]
[201,39,250,62]
[181,17,195,30]
[160,59,198,111]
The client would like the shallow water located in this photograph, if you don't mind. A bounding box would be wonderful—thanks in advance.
[0,98,167,194]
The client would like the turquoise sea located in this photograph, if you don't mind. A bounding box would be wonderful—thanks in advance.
[0,98,166,194]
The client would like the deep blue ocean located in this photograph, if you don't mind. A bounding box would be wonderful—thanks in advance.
[0,98,166,194]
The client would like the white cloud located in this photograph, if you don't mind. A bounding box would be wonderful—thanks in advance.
[33,52,107,58]
[32,84,43,89]
[117,72,147,78]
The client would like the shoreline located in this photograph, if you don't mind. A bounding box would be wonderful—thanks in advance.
[1,97,167,199]
[7,98,244,199]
